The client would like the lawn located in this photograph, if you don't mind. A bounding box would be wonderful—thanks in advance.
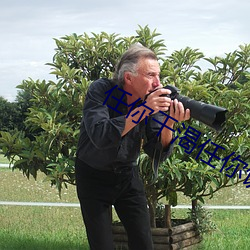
[0,158,250,249]
[0,150,10,164]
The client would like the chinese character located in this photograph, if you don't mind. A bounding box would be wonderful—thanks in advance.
[195,140,225,169]
[152,111,178,137]
[219,153,249,179]
[172,125,202,154]
[103,85,131,114]
[243,170,250,188]
[171,123,186,144]
[127,101,154,124]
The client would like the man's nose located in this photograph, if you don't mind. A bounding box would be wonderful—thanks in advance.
[152,76,162,88]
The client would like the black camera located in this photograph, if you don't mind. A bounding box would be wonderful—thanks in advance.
[146,85,228,131]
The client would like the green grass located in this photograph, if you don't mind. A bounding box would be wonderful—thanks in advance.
[0,151,10,164]
[1,167,250,249]
[0,168,88,250]
[200,210,250,250]
[0,206,88,250]
[0,167,78,203]
[170,209,250,250]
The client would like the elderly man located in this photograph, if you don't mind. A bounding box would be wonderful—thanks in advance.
[75,44,190,250]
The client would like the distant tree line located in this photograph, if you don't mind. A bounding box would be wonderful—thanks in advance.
[0,90,32,132]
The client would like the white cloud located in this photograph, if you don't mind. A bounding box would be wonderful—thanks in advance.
[0,0,249,101]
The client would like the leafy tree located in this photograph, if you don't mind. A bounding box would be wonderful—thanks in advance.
[0,97,21,131]
[0,26,249,227]
[141,44,250,226]
[0,86,33,133]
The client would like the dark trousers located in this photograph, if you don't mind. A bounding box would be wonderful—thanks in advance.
[75,158,153,250]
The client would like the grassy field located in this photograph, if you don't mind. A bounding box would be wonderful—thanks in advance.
[0,151,10,164]
[0,206,88,250]
[1,153,250,249]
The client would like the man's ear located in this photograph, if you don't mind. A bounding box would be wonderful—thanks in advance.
[124,72,133,85]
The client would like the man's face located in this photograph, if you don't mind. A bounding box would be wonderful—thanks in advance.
[129,58,162,99]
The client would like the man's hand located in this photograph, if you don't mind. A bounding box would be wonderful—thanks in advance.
[145,88,172,113]
[160,99,190,147]
[145,88,190,122]
[169,99,190,124]
[145,91,190,147]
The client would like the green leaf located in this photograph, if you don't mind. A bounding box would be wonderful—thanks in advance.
[168,190,178,207]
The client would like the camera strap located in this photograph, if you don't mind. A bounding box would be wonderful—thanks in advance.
[151,134,163,181]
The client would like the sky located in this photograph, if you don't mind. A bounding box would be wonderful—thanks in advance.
[0,0,249,102]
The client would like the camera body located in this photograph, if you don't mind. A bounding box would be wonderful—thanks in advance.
[147,85,227,131]
[160,85,180,99]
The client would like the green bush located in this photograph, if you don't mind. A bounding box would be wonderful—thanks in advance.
[0,26,249,226]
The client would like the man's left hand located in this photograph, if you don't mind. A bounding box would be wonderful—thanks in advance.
[169,99,190,123]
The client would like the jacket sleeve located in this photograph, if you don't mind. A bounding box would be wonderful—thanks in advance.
[82,79,126,149]
[143,112,174,162]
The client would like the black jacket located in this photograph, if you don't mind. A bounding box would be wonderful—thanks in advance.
[76,78,174,172]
